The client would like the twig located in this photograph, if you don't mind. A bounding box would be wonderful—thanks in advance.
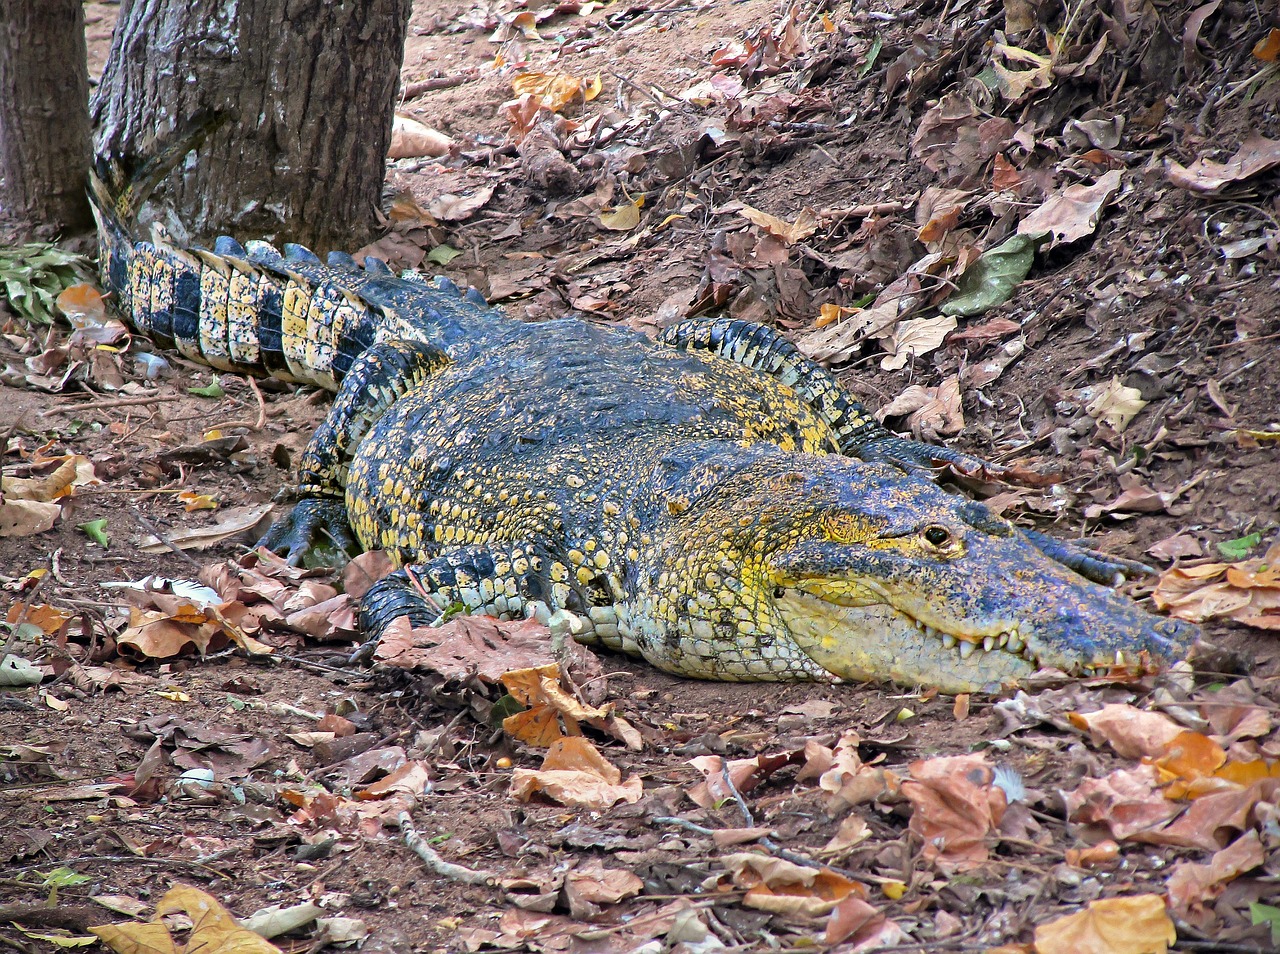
[398,811,496,886]
[208,375,268,431]
[402,73,476,98]
[127,504,203,570]
[39,394,177,417]
[714,760,877,883]
[0,904,98,931]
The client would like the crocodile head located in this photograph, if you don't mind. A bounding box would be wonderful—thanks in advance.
[654,446,1198,692]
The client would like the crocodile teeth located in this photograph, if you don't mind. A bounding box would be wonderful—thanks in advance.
[1115,650,1126,666]
[1006,631,1024,654]
[941,633,957,650]
[983,636,996,652]
[958,640,977,660]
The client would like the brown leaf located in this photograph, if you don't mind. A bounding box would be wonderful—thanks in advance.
[1032,894,1175,954]
[1067,704,1183,759]
[92,885,282,954]
[509,737,643,810]
[720,853,864,918]
[738,204,818,244]
[1017,170,1123,248]
[1152,541,1280,628]
[0,498,61,537]
[1166,831,1265,929]
[426,185,494,222]
[1064,765,1183,842]
[388,115,454,159]
[902,753,1005,871]
[1167,134,1280,194]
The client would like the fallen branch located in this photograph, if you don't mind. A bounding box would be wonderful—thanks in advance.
[399,811,495,886]
[40,393,178,417]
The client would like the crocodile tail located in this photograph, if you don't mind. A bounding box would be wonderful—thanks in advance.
[89,116,510,389]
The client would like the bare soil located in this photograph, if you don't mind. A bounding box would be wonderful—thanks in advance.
[3,1,1279,952]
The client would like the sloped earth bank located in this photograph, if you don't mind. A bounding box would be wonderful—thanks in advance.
[3,1,1279,951]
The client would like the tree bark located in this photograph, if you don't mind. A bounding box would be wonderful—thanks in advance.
[93,0,411,252]
[0,0,94,240]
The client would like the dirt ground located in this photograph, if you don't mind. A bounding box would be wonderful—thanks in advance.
[3,1,1279,951]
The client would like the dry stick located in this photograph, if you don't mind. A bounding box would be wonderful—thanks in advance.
[402,73,475,98]
[714,760,878,885]
[209,375,268,431]
[39,393,177,417]
[398,810,496,886]
[127,504,203,570]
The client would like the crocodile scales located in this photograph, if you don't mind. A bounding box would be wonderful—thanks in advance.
[88,154,1198,692]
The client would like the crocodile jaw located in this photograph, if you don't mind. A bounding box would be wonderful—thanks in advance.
[774,588,1035,693]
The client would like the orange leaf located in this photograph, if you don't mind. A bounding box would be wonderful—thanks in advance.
[1032,894,1175,954]
[1253,28,1280,61]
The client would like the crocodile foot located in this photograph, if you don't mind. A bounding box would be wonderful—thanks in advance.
[257,497,360,566]
[852,434,1012,482]
[1022,528,1155,586]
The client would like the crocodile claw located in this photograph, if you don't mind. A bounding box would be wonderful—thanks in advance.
[852,435,1010,482]
[257,498,360,565]
[1021,529,1156,586]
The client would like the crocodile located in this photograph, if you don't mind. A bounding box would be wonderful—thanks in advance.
[87,148,1198,693]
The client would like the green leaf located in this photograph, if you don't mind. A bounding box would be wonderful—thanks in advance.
[188,379,225,398]
[0,244,94,324]
[1251,903,1280,945]
[1217,532,1262,560]
[38,867,92,888]
[859,36,883,78]
[426,244,462,265]
[77,519,110,548]
[940,233,1044,317]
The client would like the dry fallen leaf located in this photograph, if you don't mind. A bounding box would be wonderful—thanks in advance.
[1166,831,1265,930]
[902,753,1005,871]
[1068,704,1184,759]
[720,853,864,917]
[1152,540,1280,629]
[1084,376,1147,432]
[738,204,818,244]
[1017,170,1124,248]
[511,71,601,111]
[1032,894,1176,954]
[509,737,643,810]
[1166,134,1280,194]
[388,115,454,159]
[91,884,281,954]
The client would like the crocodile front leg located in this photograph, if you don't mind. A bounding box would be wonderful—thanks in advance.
[259,339,451,563]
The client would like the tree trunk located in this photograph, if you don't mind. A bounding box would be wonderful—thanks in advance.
[0,0,94,240]
[92,0,411,252]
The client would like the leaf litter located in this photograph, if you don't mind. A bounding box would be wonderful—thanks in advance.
[3,0,1280,951]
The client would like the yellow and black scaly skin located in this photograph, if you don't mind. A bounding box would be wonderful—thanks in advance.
[89,163,1199,692]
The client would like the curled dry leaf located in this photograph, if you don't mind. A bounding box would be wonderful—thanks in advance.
[1017,170,1123,248]
[510,71,601,111]
[91,884,282,954]
[509,736,643,810]
[1032,894,1176,954]
[388,115,454,159]
[137,502,274,553]
[1084,376,1147,432]
[902,753,1005,871]
[1152,540,1280,629]
[1166,134,1280,194]
[1166,831,1265,930]
[720,853,864,918]
[738,204,818,244]
[1067,704,1183,759]
[826,895,908,949]
[879,313,957,371]
[877,376,964,441]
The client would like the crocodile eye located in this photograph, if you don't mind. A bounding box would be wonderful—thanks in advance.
[773,586,786,599]
[923,525,952,547]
